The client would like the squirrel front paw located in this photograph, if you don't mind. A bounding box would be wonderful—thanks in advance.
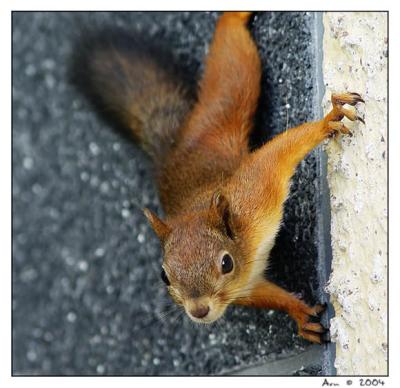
[326,92,365,137]
[293,303,330,344]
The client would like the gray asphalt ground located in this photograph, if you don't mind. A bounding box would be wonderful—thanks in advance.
[13,11,325,375]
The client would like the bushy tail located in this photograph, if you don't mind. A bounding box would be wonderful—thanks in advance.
[72,29,196,162]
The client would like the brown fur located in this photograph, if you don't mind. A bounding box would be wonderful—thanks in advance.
[85,12,364,343]
[74,29,195,166]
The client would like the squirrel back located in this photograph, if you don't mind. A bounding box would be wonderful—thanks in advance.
[72,29,196,164]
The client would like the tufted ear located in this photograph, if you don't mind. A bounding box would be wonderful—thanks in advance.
[143,208,171,243]
[209,191,235,239]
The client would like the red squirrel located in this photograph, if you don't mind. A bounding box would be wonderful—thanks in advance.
[78,11,364,344]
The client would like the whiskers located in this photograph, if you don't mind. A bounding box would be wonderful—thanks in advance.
[137,297,185,335]
[156,304,183,323]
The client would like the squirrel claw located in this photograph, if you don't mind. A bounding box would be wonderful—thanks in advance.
[294,302,331,344]
[302,322,326,334]
[349,92,365,104]
[309,314,321,323]
[357,115,366,125]
[325,92,364,138]
[349,92,365,103]
[321,331,331,344]
[322,326,330,334]
[317,302,328,316]
[313,302,327,317]
[332,92,365,106]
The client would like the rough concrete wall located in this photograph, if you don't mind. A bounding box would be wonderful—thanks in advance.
[322,12,387,375]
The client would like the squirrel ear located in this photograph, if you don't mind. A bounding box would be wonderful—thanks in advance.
[143,208,171,242]
[209,191,235,239]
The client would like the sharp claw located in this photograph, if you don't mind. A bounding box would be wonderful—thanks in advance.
[333,92,365,106]
[350,92,365,103]
[309,315,320,323]
[317,302,328,316]
[329,131,337,138]
[321,324,330,333]
[350,92,365,101]
[350,92,363,100]
[346,97,365,106]
[321,331,331,343]
[357,116,365,124]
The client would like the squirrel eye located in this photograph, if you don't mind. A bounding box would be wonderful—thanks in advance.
[161,269,170,286]
[221,254,234,274]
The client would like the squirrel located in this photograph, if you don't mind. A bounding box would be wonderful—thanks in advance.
[75,11,364,344]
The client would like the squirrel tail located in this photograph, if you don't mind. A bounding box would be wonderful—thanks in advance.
[72,29,196,162]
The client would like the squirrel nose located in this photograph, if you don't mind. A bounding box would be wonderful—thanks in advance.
[190,305,210,319]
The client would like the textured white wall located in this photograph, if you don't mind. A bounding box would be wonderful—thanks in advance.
[322,12,387,375]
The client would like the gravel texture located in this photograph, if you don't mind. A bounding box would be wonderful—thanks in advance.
[13,11,325,375]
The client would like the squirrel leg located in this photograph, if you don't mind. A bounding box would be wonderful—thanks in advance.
[257,92,365,175]
[229,92,365,213]
[182,11,261,154]
[233,280,328,344]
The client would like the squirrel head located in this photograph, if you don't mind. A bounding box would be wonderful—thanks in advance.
[144,192,247,323]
